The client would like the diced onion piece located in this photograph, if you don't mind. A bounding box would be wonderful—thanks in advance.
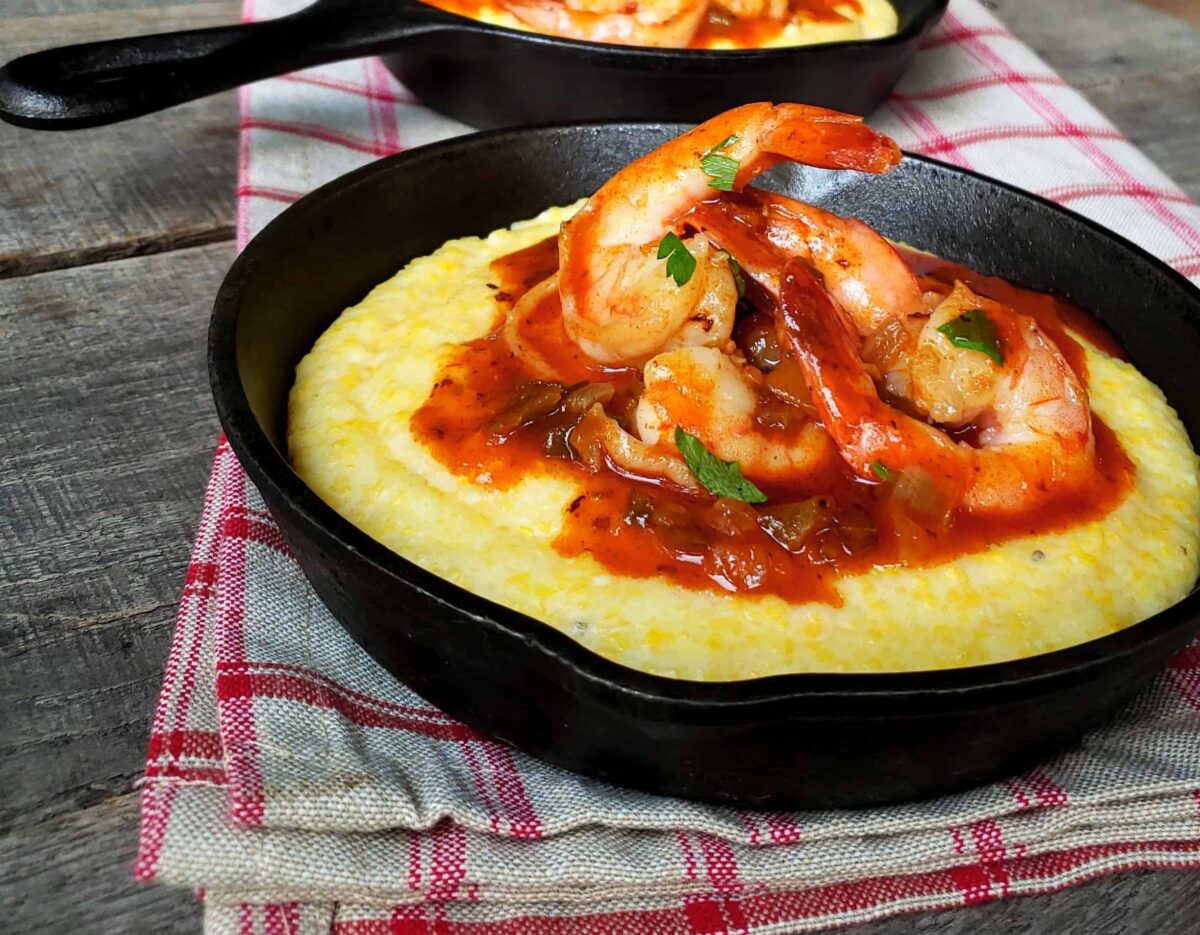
[758,498,828,553]
[541,421,577,460]
[611,378,645,430]
[891,465,955,532]
[702,540,783,592]
[569,406,609,469]
[862,317,911,371]
[488,381,564,435]
[733,311,783,371]
[764,357,816,416]
[562,381,616,417]
[703,498,761,536]
[648,497,708,552]
[833,503,878,555]
[754,396,807,432]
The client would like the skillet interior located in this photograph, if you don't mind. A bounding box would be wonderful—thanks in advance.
[385,0,949,127]
[211,124,1200,807]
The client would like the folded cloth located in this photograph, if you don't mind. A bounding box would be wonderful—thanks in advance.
[137,0,1200,931]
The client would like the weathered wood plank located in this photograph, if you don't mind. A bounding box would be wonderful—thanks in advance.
[0,0,239,279]
[1141,0,1200,26]
[0,791,201,934]
[860,867,1200,934]
[0,242,230,829]
[990,0,1200,199]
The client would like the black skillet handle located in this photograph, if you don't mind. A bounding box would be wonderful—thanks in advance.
[0,0,460,130]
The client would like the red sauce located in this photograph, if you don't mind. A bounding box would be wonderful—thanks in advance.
[694,0,862,48]
[410,233,1137,606]
[489,235,560,305]
[419,0,864,50]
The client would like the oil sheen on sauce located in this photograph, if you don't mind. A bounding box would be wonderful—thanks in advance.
[410,233,1136,607]
[419,0,865,49]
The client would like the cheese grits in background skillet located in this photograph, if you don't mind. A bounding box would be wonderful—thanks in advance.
[210,122,1200,808]
[0,0,946,130]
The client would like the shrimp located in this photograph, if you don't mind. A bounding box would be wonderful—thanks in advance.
[687,188,926,332]
[692,188,1093,457]
[635,346,836,481]
[775,260,1094,514]
[559,102,902,364]
[501,0,707,47]
[692,187,1096,511]
[560,232,740,364]
[877,281,1013,427]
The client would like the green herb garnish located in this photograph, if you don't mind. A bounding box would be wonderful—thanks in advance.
[657,231,696,287]
[871,460,893,482]
[700,134,740,191]
[936,309,1004,365]
[674,426,767,503]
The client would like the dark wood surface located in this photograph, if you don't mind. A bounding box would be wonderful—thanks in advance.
[1,0,1197,931]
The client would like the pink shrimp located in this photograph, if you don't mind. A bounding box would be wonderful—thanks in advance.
[501,0,707,48]
[558,102,901,364]
[775,260,1095,514]
[687,187,926,331]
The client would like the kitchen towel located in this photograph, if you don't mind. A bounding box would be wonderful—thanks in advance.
[137,1,1200,932]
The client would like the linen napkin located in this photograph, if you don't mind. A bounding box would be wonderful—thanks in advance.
[137,1,1200,932]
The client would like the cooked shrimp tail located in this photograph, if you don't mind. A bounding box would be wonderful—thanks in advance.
[776,260,961,484]
[776,261,1096,514]
[688,188,925,332]
[560,103,902,363]
[735,106,902,181]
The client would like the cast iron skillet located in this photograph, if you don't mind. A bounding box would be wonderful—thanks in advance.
[0,0,946,131]
[211,123,1200,808]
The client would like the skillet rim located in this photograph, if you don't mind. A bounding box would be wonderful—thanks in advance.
[400,0,949,60]
[210,119,1200,709]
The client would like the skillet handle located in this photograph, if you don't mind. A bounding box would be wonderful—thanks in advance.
[0,0,457,130]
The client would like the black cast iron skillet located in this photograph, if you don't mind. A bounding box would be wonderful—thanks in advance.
[0,0,946,131]
[211,123,1200,808]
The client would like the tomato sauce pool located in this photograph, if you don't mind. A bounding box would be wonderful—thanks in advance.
[410,234,1136,606]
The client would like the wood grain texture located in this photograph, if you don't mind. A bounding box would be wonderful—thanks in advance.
[0,791,202,934]
[1139,0,1200,27]
[853,868,1200,934]
[1,0,1197,932]
[0,0,239,279]
[0,244,228,839]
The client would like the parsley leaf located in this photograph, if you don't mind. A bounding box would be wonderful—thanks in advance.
[674,426,768,503]
[936,309,1004,365]
[700,134,740,191]
[871,460,893,481]
[657,231,696,287]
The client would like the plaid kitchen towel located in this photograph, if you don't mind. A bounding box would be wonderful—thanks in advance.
[137,0,1200,931]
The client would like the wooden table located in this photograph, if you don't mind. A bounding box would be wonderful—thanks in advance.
[1,1,1198,931]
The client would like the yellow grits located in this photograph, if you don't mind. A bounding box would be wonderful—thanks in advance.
[288,204,1200,681]
[464,0,897,48]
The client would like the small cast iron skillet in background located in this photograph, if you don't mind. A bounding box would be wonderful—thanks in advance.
[0,0,946,130]
[210,123,1200,809]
